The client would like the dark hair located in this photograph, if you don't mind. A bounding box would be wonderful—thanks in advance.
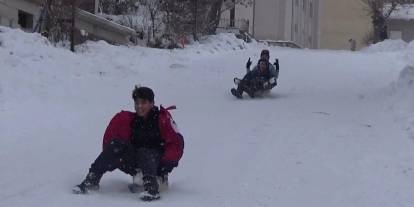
[260,49,269,56]
[132,86,154,102]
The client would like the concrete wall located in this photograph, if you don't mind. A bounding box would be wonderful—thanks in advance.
[76,9,135,45]
[235,3,253,33]
[253,0,278,40]
[290,0,319,48]
[220,2,254,33]
[388,19,414,42]
[76,20,130,45]
[318,0,372,50]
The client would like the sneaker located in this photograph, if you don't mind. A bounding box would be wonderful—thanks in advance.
[139,176,160,201]
[129,174,168,193]
[231,88,243,99]
[72,172,101,194]
[139,191,160,201]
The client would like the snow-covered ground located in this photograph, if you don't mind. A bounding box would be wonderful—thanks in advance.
[1,26,414,207]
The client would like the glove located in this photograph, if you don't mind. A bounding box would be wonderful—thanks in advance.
[274,59,279,70]
[269,77,276,85]
[263,81,269,88]
[157,161,178,176]
[246,58,252,69]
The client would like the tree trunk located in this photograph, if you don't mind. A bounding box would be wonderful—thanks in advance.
[70,2,76,52]
[372,13,387,43]
[193,0,198,41]
[150,11,155,40]
[205,0,223,35]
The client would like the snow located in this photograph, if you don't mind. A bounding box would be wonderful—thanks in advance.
[361,39,408,53]
[389,65,414,139]
[1,26,414,207]
[389,4,414,20]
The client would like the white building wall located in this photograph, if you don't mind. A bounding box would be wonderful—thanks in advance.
[318,0,371,50]
[221,0,319,49]
[235,3,253,34]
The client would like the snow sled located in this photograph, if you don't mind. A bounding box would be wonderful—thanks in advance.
[231,77,274,99]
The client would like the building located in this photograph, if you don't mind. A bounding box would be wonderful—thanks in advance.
[0,0,136,45]
[388,4,414,42]
[0,0,41,32]
[220,0,372,50]
[318,0,371,50]
[220,0,319,49]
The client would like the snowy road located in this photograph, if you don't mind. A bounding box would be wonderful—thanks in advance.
[1,27,414,207]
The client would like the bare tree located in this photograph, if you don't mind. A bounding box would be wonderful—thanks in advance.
[361,0,413,43]
[203,0,253,35]
[44,0,70,44]
[160,1,192,47]
[67,0,80,52]
[99,0,139,14]
[156,0,252,47]
[96,0,252,48]
[139,0,163,46]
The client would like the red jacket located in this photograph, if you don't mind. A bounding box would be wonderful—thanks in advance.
[102,106,184,163]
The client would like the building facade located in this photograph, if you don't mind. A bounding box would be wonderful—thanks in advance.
[0,0,136,45]
[388,4,414,42]
[221,0,319,48]
[318,0,371,50]
[220,0,372,50]
[0,0,41,32]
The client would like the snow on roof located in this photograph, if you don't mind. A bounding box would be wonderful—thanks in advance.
[389,4,414,20]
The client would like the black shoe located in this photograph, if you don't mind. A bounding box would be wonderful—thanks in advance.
[73,172,101,194]
[231,88,243,99]
[139,176,160,201]
[139,191,160,201]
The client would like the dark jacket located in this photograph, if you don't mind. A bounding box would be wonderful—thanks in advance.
[243,66,273,83]
[102,106,184,164]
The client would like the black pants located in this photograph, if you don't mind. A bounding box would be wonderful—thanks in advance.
[237,77,265,94]
[89,140,162,177]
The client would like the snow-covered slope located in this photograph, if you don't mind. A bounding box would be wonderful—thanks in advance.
[1,27,414,207]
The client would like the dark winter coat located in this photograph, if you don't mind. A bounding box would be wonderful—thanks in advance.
[251,62,278,79]
[243,65,274,83]
[102,105,184,165]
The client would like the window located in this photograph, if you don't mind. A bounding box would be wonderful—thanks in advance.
[296,0,299,7]
[303,0,306,11]
[18,10,33,30]
[295,24,298,33]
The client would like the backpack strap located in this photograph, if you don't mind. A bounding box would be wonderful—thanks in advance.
[160,105,177,111]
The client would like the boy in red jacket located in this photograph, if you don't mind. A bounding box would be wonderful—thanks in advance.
[73,86,184,201]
